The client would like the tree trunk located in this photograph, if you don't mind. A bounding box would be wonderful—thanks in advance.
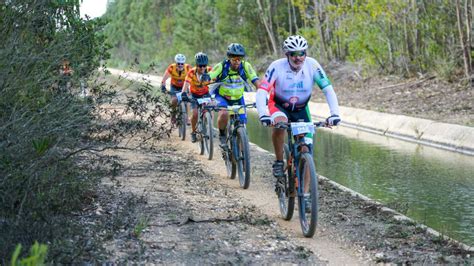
[456,0,472,81]
[291,0,299,33]
[313,0,328,61]
[256,0,278,55]
[465,0,473,73]
[288,0,292,35]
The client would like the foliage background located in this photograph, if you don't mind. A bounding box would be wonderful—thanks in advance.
[1,0,169,261]
[104,0,472,81]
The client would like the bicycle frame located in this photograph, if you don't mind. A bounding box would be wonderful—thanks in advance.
[276,121,327,237]
[221,103,254,160]
[213,102,255,188]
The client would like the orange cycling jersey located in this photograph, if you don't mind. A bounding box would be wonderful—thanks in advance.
[185,66,213,96]
[166,63,191,88]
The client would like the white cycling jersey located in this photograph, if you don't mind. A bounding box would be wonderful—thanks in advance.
[256,57,339,118]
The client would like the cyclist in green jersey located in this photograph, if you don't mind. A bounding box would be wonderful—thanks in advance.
[204,43,261,147]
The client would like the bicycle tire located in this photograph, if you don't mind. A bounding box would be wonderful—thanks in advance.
[225,120,236,179]
[297,152,318,238]
[236,127,251,189]
[203,111,214,160]
[197,116,205,155]
[179,102,187,141]
[278,144,295,220]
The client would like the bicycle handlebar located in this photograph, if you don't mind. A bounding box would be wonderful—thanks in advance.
[210,102,256,112]
[273,121,329,129]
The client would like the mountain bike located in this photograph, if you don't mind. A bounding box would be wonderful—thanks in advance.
[215,103,255,189]
[175,92,188,141]
[275,121,329,237]
[191,96,215,160]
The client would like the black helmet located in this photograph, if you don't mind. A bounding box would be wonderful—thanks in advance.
[194,52,208,65]
[226,43,245,57]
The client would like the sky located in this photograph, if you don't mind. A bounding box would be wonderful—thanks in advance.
[80,0,108,19]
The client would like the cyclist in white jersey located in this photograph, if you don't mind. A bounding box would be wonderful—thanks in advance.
[256,35,341,178]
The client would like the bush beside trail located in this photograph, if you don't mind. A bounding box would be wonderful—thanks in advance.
[0,2,170,261]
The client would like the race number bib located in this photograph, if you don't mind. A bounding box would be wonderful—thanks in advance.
[227,105,245,115]
[290,122,314,135]
[197,97,212,105]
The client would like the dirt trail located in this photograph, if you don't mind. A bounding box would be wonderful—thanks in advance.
[171,135,370,264]
[100,69,473,264]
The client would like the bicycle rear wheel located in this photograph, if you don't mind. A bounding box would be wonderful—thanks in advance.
[236,127,251,189]
[178,102,187,141]
[203,111,214,160]
[278,144,295,220]
[297,152,318,238]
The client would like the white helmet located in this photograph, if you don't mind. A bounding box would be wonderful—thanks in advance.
[174,53,186,64]
[282,35,308,53]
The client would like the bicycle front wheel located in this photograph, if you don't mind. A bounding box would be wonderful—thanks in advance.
[236,127,251,189]
[178,102,187,141]
[203,111,214,160]
[297,152,318,238]
[197,117,205,155]
[278,144,295,220]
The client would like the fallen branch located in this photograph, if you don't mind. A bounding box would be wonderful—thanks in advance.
[378,76,435,90]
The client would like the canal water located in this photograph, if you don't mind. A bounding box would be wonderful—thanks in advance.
[244,112,474,246]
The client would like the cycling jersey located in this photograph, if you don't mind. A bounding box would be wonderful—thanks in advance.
[165,63,191,88]
[185,66,213,96]
[209,60,259,101]
[256,57,339,118]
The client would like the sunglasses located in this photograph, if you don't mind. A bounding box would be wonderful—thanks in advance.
[177,63,184,66]
[229,56,242,62]
[288,51,306,57]
[197,64,207,68]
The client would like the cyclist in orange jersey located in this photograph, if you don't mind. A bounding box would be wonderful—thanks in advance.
[182,52,213,143]
[161,53,192,124]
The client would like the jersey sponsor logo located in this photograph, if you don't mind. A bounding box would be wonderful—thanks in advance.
[289,96,299,104]
[317,68,325,79]
[265,68,275,81]
[289,81,303,89]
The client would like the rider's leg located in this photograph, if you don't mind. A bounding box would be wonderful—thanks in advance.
[217,110,228,144]
[272,126,286,161]
[170,85,182,124]
[170,96,178,123]
[191,107,198,133]
[271,113,288,177]
[214,94,229,144]
[186,102,191,125]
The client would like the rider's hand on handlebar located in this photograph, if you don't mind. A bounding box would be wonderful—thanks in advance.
[259,115,272,127]
[181,92,189,102]
[326,114,341,126]
[201,73,211,82]
[161,84,167,93]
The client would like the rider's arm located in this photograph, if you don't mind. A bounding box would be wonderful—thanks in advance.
[322,86,340,116]
[161,66,171,86]
[207,63,223,95]
[256,77,274,118]
[183,81,190,94]
[240,61,259,92]
[256,88,269,118]
[310,58,340,116]
[208,62,223,81]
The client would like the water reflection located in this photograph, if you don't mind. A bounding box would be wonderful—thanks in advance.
[245,112,474,245]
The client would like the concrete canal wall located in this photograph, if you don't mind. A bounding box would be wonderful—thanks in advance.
[244,92,474,156]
